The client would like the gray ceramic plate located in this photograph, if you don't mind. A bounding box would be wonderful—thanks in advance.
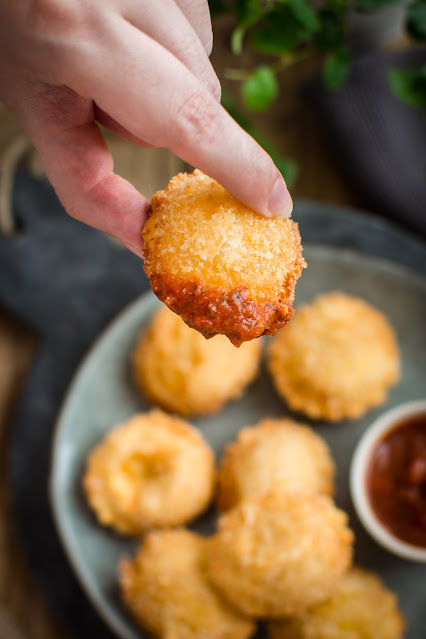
[50,244,426,639]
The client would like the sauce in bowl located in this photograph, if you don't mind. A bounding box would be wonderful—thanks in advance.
[366,414,426,548]
[350,400,426,561]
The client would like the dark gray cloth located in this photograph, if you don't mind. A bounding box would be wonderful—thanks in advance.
[1,174,426,639]
[1,173,148,639]
[307,47,426,237]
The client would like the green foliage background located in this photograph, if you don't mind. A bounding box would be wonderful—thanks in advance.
[209,0,426,185]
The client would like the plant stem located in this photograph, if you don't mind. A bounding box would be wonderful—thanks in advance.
[224,68,252,81]
[271,46,317,73]
[224,45,317,82]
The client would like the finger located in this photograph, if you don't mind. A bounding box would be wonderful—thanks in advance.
[73,24,292,218]
[94,105,156,147]
[122,0,220,101]
[19,84,148,254]
[173,0,214,55]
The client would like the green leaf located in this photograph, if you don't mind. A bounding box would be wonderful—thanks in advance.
[388,65,426,108]
[323,48,352,89]
[324,0,348,11]
[235,0,264,26]
[241,66,279,111]
[406,0,426,41]
[250,6,313,54]
[231,25,245,55]
[287,0,321,32]
[231,0,267,55]
[315,9,344,50]
[354,0,399,13]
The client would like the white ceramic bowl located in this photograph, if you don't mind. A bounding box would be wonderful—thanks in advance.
[350,400,426,562]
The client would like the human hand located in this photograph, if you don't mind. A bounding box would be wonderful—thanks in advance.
[0,0,293,255]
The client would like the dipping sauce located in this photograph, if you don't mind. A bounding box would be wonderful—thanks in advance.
[366,413,426,548]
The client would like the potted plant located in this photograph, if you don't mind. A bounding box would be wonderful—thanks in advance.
[209,0,426,185]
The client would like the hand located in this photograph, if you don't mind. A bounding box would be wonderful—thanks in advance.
[0,0,293,255]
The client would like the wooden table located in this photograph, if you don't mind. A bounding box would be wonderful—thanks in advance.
[0,18,367,639]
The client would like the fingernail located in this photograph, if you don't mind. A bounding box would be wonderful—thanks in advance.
[268,177,293,218]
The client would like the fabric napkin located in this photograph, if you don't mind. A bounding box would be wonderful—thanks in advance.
[307,47,426,237]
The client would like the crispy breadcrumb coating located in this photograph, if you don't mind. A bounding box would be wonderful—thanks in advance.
[82,411,214,535]
[142,170,306,346]
[119,529,255,639]
[267,566,405,639]
[216,417,335,510]
[206,490,354,618]
[268,292,400,421]
[132,305,262,416]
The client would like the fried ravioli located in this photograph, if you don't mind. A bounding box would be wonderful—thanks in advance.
[119,529,255,639]
[132,305,261,415]
[268,292,400,421]
[142,170,306,346]
[267,566,405,639]
[206,490,354,618]
[82,411,214,535]
[216,417,335,510]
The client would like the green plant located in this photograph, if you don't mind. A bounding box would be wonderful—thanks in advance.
[209,0,426,185]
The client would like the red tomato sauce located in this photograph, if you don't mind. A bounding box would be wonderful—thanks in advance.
[149,274,294,347]
[366,413,426,548]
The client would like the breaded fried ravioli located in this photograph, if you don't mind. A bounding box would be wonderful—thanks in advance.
[119,529,255,639]
[142,170,306,346]
[268,292,400,421]
[206,490,353,618]
[216,418,335,510]
[82,411,214,535]
[132,305,262,415]
[267,567,405,639]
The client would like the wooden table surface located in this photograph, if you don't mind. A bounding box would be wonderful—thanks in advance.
[0,17,370,639]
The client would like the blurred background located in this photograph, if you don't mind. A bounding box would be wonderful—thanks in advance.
[0,1,425,638]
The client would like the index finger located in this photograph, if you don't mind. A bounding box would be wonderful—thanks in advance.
[72,20,293,218]
[174,0,214,55]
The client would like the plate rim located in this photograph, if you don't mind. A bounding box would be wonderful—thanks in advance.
[49,243,426,639]
[49,288,158,639]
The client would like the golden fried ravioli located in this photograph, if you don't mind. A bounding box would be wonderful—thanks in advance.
[142,170,306,346]
[206,490,353,618]
[216,418,335,510]
[82,411,214,535]
[268,292,400,421]
[267,567,405,639]
[132,305,262,415]
[119,529,255,639]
